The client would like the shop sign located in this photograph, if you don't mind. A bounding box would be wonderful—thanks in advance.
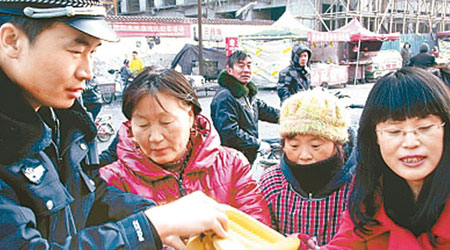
[109,22,191,37]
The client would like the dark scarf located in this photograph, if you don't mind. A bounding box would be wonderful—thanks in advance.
[285,153,342,195]
[217,70,258,98]
[382,167,429,236]
[160,139,193,174]
[0,70,96,165]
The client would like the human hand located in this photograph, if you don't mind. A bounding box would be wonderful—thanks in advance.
[258,140,271,154]
[296,233,320,250]
[145,191,228,250]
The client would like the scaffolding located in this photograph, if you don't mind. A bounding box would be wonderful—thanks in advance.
[302,0,450,33]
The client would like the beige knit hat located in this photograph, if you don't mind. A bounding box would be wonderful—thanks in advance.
[279,89,349,144]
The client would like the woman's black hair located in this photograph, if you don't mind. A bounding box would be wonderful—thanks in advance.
[122,68,202,120]
[403,42,410,49]
[350,67,450,245]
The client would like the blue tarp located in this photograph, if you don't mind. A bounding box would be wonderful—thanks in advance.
[381,34,437,56]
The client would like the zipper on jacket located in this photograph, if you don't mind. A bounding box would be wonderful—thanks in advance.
[51,108,63,167]
[177,166,187,196]
[177,176,187,196]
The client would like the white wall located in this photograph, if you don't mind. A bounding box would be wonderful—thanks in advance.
[93,23,270,75]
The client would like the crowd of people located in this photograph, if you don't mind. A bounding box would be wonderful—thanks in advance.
[1,0,450,249]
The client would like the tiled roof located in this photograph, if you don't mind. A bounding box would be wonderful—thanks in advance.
[105,15,273,25]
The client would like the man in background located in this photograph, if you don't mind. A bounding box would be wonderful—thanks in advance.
[210,50,279,164]
[409,43,437,68]
[130,50,144,75]
[277,44,312,103]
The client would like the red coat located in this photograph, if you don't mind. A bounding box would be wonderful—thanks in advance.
[322,198,450,249]
[99,114,272,226]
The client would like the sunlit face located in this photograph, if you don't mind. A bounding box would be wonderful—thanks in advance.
[5,22,100,110]
[298,51,309,67]
[284,134,337,165]
[227,56,252,84]
[130,92,194,165]
[376,115,444,192]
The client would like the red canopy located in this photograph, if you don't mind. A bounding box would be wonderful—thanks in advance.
[308,19,400,42]
[437,31,450,38]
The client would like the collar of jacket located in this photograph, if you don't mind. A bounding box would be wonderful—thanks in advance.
[280,153,354,197]
[0,69,96,165]
[115,114,221,181]
[358,198,450,247]
[217,70,258,98]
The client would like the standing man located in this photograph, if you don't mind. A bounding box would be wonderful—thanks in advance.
[409,43,437,68]
[277,44,312,103]
[81,77,103,120]
[130,50,144,75]
[0,1,227,249]
[120,59,133,90]
[210,50,279,164]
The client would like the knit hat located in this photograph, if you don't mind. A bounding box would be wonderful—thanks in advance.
[279,89,349,144]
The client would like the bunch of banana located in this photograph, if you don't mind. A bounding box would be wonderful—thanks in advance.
[186,205,299,250]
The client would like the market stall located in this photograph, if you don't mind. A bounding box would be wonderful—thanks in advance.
[437,31,450,64]
[308,19,400,84]
[432,31,450,86]
[239,10,312,88]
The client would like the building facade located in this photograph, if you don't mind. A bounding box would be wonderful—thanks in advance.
[108,0,450,34]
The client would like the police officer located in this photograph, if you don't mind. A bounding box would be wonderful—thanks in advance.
[0,1,227,249]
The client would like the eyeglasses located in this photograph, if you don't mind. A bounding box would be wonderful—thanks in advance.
[376,122,445,141]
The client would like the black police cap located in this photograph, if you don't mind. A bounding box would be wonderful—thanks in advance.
[0,0,119,42]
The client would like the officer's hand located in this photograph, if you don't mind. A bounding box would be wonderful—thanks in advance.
[145,191,228,249]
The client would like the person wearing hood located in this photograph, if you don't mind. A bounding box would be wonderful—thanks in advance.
[210,50,280,164]
[409,43,437,68]
[99,68,272,234]
[259,88,356,246]
[277,44,312,103]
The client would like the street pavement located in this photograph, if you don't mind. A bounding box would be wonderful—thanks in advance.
[96,83,374,152]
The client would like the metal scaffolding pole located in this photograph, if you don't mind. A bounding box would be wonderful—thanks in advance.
[296,0,450,34]
[197,0,204,77]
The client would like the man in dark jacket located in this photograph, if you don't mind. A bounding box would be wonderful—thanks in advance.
[81,77,102,120]
[409,43,437,68]
[210,50,279,164]
[120,59,133,91]
[277,44,312,103]
[0,2,227,249]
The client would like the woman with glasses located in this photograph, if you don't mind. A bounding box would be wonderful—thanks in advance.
[99,69,272,237]
[303,67,450,249]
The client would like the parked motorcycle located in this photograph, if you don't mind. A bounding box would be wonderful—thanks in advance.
[95,114,115,142]
[250,138,281,181]
[98,69,125,104]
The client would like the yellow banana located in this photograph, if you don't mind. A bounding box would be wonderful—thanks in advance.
[186,205,300,250]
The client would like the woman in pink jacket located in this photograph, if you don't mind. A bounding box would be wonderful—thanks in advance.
[99,68,271,228]
[302,67,450,249]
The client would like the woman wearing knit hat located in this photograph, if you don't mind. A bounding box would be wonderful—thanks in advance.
[258,88,356,246]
